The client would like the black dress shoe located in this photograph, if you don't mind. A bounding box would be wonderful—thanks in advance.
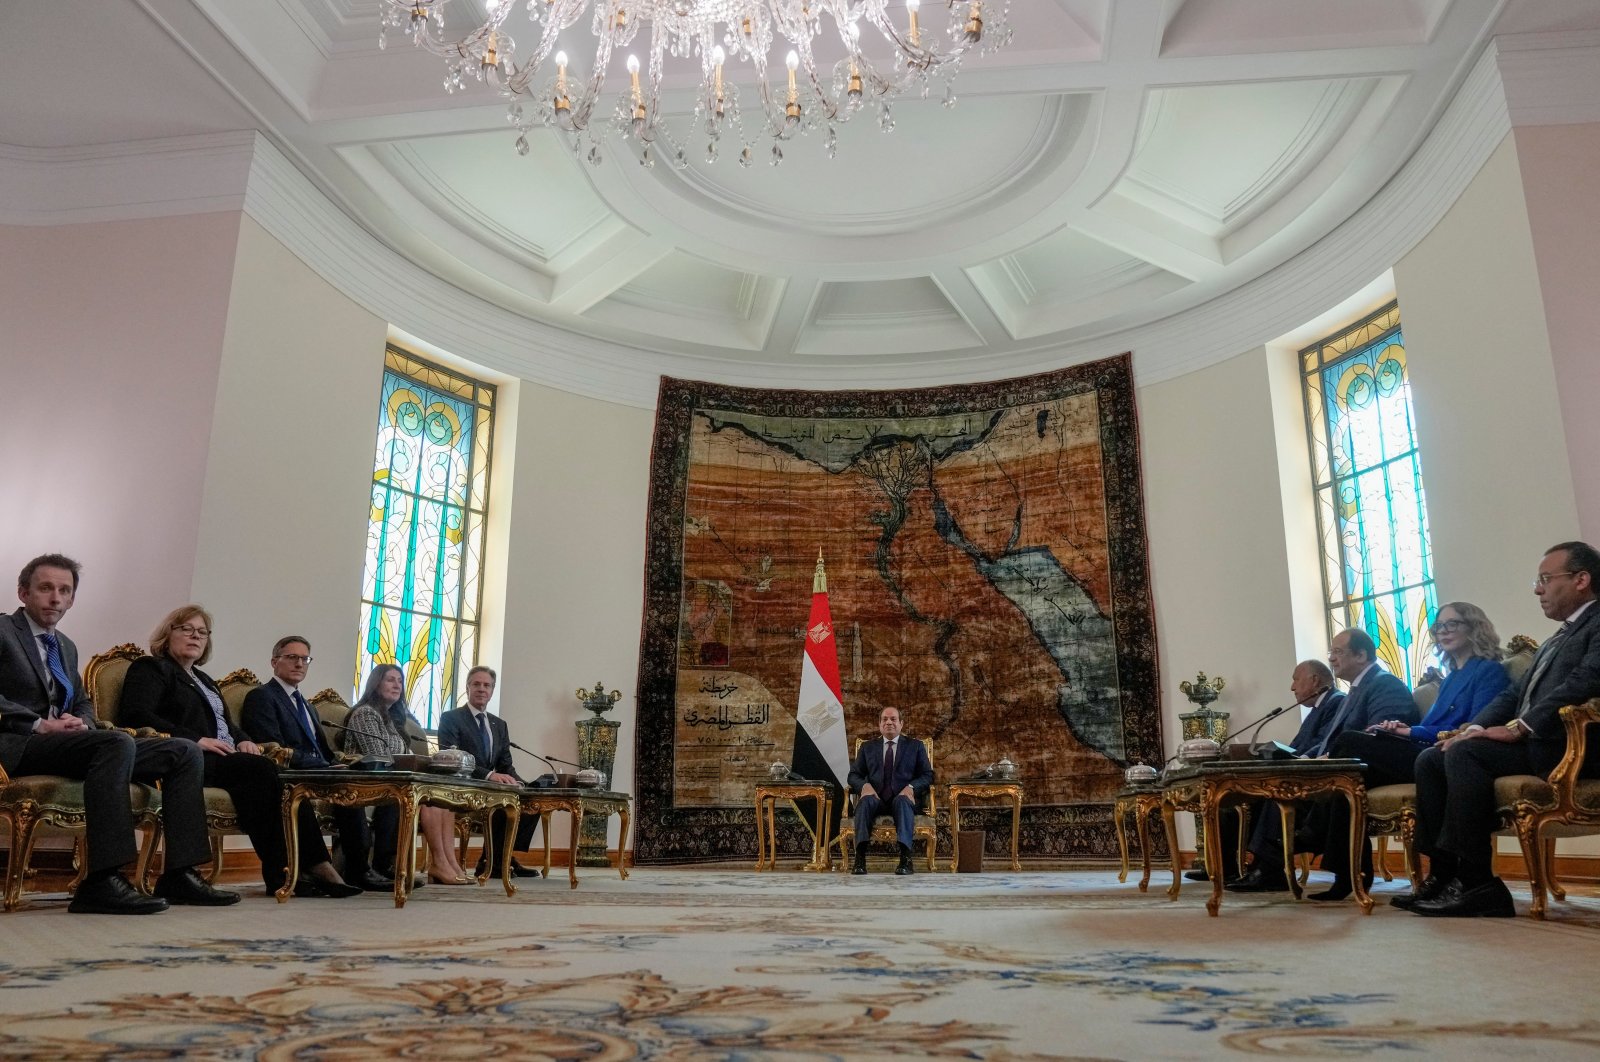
[1309,885,1351,901]
[1183,868,1210,882]
[509,860,541,879]
[895,850,914,876]
[1390,873,1449,910]
[154,868,242,907]
[851,851,868,875]
[293,876,363,899]
[354,870,394,892]
[70,872,169,915]
[1413,877,1516,918]
[1224,866,1288,893]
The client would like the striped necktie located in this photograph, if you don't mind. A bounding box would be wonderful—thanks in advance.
[1518,620,1572,717]
[39,632,74,716]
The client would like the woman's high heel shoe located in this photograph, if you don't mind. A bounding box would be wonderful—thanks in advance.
[427,869,469,886]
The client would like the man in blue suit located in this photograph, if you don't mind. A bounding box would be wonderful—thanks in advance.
[240,635,392,891]
[437,666,539,878]
[847,706,933,875]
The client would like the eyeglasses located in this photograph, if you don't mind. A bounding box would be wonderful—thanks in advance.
[1534,571,1579,590]
[173,624,211,638]
[1429,619,1467,635]
[276,654,313,665]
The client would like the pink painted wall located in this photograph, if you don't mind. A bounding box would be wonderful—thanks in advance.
[1513,121,1600,542]
[0,212,242,657]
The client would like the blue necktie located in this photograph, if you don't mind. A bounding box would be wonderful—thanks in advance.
[292,690,321,748]
[40,632,74,716]
[478,714,494,764]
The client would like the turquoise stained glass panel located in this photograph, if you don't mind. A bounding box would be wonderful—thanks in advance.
[1303,304,1437,687]
[355,349,494,729]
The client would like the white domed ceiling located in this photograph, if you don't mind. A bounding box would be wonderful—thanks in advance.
[5,0,1596,400]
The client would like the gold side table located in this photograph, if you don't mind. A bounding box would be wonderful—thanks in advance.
[523,789,631,889]
[1113,785,1164,892]
[946,780,1024,872]
[278,770,522,909]
[1160,759,1372,916]
[754,782,833,872]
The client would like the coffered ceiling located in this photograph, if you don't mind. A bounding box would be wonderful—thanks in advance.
[4,0,1595,398]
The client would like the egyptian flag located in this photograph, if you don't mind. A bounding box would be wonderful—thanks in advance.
[792,551,851,840]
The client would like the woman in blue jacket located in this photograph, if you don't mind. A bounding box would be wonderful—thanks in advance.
[1313,601,1510,899]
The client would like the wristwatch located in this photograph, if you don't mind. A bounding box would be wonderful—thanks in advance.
[1505,719,1525,737]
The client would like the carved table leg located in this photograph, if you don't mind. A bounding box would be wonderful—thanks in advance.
[500,804,519,898]
[1008,791,1022,871]
[540,811,553,878]
[616,802,632,879]
[1203,789,1226,916]
[754,794,768,871]
[1277,801,1301,900]
[275,787,302,904]
[1161,801,1183,900]
[1345,784,1374,913]
[1137,800,1153,893]
[566,807,583,890]
[1115,798,1131,884]
[394,794,421,909]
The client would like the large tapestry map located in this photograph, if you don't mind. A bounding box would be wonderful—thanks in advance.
[634,356,1163,863]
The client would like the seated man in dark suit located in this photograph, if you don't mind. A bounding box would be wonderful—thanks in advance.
[0,553,237,913]
[239,635,391,891]
[1401,541,1600,917]
[847,706,933,876]
[437,665,538,878]
[1229,635,1414,892]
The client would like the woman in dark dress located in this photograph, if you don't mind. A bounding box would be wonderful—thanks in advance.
[119,604,360,898]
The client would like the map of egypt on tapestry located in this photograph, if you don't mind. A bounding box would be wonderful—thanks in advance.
[634,355,1163,863]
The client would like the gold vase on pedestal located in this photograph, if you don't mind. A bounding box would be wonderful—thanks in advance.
[575,682,622,867]
[1177,672,1228,877]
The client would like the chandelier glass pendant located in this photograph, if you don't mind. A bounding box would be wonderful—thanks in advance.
[379,0,1013,169]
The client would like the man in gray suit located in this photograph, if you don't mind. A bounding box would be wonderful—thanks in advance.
[0,554,237,913]
[1402,541,1600,917]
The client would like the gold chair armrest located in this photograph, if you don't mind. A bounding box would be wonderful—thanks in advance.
[1551,700,1600,803]
[258,742,294,767]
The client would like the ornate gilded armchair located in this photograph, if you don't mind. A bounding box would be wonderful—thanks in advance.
[1504,697,1600,919]
[92,647,294,886]
[0,644,163,911]
[831,737,939,872]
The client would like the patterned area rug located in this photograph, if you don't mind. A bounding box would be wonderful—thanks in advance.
[2,869,1598,1059]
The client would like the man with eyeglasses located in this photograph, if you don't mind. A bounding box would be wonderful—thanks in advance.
[1400,540,1600,917]
[0,553,233,913]
[240,636,394,891]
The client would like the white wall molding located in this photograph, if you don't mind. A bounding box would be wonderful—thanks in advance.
[1496,34,1600,126]
[0,132,256,226]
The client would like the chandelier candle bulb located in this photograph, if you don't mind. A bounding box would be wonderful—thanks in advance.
[784,50,801,125]
[907,0,921,47]
[965,1,983,42]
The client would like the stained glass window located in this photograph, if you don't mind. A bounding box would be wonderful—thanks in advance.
[355,347,495,729]
[1301,301,1437,686]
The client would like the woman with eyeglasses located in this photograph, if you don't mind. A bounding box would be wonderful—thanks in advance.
[119,605,361,898]
[344,663,473,885]
[1312,601,1512,900]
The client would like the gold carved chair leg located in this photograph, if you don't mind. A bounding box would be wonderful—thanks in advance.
[1374,835,1393,881]
[69,836,89,894]
[1544,839,1565,902]
[207,836,227,885]
[2,804,45,911]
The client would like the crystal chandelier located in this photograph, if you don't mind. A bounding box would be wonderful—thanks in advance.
[379,0,1013,169]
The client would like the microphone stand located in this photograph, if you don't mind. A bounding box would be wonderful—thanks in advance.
[509,741,564,783]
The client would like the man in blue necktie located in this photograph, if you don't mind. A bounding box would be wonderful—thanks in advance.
[437,666,539,878]
[0,553,236,913]
[240,635,393,891]
[847,706,933,875]
[1401,541,1600,917]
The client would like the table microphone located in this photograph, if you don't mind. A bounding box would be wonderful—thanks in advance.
[540,752,584,770]
[1217,703,1300,759]
[508,740,563,778]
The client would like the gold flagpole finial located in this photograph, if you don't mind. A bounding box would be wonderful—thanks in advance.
[813,548,827,594]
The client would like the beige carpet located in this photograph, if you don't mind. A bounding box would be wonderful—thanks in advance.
[1,867,1597,1059]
